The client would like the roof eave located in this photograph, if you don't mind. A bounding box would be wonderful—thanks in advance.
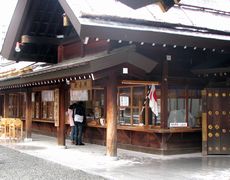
[1,0,30,60]
[78,18,230,52]
[0,46,157,88]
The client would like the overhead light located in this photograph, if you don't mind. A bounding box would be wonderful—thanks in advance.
[15,42,22,52]
[63,13,70,26]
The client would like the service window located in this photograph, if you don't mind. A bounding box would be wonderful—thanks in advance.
[118,85,161,127]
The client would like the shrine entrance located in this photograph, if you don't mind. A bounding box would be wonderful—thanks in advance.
[205,88,230,154]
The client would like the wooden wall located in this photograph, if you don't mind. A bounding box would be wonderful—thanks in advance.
[29,123,201,155]
[84,126,201,155]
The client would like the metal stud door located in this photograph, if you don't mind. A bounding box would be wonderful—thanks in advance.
[207,88,230,155]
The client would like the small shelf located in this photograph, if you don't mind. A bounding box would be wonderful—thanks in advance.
[32,119,54,123]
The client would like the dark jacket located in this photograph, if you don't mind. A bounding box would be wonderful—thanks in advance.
[73,102,86,124]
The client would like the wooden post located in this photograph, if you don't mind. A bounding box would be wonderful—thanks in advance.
[57,85,66,146]
[25,90,32,139]
[161,61,168,129]
[161,134,168,154]
[201,89,207,155]
[81,43,85,57]
[58,45,64,63]
[185,87,189,125]
[106,72,117,157]
[3,93,9,118]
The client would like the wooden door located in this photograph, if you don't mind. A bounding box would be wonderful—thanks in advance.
[206,88,230,154]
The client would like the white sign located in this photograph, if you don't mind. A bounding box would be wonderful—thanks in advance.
[170,122,187,127]
[70,90,88,101]
[120,96,129,106]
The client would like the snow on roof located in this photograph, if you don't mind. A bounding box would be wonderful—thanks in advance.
[181,0,230,12]
[66,0,230,33]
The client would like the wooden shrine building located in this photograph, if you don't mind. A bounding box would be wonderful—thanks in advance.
[0,0,230,156]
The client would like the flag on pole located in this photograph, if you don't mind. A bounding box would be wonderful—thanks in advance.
[148,85,158,115]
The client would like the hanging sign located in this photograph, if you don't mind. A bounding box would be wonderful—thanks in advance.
[54,89,59,127]
[70,79,92,90]
[70,90,88,101]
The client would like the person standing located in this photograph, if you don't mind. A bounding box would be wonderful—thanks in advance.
[68,103,76,144]
[73,101,86,145]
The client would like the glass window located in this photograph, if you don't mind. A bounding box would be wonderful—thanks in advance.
[118,85,160,127]
[188,90,202,127]
[31,91,54,120]
[41,90,54,120]
[167,88,202,128]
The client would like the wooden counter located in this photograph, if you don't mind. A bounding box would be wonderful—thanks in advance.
[86,124,201,134]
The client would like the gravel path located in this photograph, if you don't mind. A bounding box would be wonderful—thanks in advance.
[0,145,107,180]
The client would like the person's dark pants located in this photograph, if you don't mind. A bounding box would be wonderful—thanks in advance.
[70,126,76,142]
[74,122,83,145]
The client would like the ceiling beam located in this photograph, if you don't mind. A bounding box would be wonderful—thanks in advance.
[21,35,60,45]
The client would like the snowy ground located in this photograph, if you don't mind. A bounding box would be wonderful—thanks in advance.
[1,134,230,180]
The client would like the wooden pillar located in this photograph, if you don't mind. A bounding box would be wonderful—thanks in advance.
[161,134,168,153]
[106,72,117,157]
[201,89,207,155]
[58,45,64,63]
[57,85,66,146]
[160,61,168,129]
[25,90,32,139]
[3,93,9,117]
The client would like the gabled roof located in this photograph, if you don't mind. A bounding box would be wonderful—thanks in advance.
[1,0,75,62]
[1,0,230,63]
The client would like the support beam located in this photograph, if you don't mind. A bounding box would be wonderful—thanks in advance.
[21,35,60,45]
[161,61,168,129]
[106,72,118,157]
[25,89,32,139]
[3,94,9,118]
[57,85,66,146]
